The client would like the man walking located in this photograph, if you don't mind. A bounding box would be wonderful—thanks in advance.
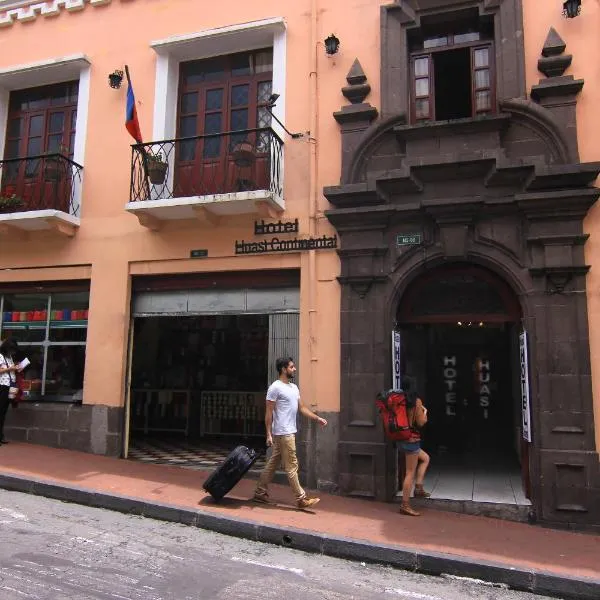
[253,357,327,509]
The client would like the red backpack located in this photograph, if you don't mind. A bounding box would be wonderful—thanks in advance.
[376,390,412,441]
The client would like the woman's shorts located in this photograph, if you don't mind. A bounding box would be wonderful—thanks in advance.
[398,440,421,455]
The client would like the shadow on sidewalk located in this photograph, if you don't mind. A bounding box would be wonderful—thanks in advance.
[198,495,313,514]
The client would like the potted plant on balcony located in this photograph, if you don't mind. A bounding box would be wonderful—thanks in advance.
[0,194,24,214]
[144,150,168,185]
[231,140,256,167]
[44,144,68,182]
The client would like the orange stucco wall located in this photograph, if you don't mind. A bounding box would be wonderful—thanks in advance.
[0,0,371,416]
[522,0,600,454]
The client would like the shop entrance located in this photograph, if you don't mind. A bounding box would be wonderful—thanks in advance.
[127,315,270,469]
[396,264,531,513]
[422,323,513,456]
[123,272,300,471]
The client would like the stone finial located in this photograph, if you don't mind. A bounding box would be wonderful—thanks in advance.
[542,27,566,57]
[538,28,571,77]
[334,57,377,131]
[342,59,371,104]
[531,24,583,145]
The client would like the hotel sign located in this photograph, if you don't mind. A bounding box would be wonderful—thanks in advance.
[391,331,401,390]
[235,219,337,255]
[254,218,299,235]
[520,330,532,443]
[235,235,337,255]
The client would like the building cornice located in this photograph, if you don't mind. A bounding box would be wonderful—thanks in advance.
[0,0,120,29]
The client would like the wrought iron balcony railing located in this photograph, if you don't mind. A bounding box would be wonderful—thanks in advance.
[130,127,283,203]
[0,153,82,217]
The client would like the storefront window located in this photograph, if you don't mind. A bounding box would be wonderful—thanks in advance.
[0,293,48,343]
[0,291,88,402]
[49,292,89,343]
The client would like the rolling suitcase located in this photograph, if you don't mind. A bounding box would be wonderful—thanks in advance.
[203,445,264,502]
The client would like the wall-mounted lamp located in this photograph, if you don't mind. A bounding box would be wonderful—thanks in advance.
[324,34,340,56]
[265,93,304,139]
[563,0,581,18]
[108,70,124,89]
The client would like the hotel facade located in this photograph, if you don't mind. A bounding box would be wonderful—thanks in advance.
[0,0,598,529]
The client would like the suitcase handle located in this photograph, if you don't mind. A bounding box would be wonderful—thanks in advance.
[256,446,269,458]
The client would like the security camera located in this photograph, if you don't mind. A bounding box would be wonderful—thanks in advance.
[267,93,280,106]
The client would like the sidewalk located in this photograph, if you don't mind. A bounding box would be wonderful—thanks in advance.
[0,442,598,599]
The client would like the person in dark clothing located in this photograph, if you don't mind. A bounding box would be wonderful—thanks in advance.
[0,338,22,444]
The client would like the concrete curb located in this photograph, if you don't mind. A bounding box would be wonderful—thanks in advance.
[1,472,598,600]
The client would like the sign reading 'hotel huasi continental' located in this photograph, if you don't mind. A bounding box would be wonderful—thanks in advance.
[234,219,338,255]
[235,235,338,255]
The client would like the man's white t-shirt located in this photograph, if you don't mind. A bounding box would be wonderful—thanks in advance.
[267,379,299,436]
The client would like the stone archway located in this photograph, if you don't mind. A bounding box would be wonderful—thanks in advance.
[328,196,599,523]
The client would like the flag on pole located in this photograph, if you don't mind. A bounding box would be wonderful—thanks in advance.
[125,66,143,143]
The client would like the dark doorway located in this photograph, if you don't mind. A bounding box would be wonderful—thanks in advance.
[127,314,269,470]
[433,48,472,120]
[396,264,529,508]
[404,323,515,458]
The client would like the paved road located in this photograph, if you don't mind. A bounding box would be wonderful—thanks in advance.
[0,489,558,600]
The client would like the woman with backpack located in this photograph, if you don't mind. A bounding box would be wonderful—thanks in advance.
[398,376,430,516]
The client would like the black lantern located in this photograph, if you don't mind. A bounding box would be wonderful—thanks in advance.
[324,34,340,56]
[108,70,124,89]
[562,0,581,18]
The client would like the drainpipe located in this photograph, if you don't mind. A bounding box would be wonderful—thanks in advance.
[306,0,319,488]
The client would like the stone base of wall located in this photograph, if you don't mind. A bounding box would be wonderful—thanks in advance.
[4,402,123,456]
[297,411,339,491]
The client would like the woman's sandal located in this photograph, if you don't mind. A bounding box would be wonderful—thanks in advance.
[414,485,431,498]
[399,503,421,516]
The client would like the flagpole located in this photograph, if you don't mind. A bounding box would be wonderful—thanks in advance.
[125,64,151,200]
[124,64,133,89]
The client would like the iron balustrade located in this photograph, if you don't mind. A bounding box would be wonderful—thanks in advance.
[130,127,283,203]
[0,153,83,217]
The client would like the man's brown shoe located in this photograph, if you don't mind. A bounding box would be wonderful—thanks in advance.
[297,496,320,509]
[252,493,273,505]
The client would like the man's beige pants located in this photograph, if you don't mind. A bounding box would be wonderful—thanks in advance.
[255,433,305,501]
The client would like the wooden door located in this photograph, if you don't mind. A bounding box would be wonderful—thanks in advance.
[175,51,273,198]
[2,82,77,212]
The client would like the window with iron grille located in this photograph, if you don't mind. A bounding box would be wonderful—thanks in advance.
[2,82,79,213]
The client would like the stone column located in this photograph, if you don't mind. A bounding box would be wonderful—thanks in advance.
[525,205,600,525]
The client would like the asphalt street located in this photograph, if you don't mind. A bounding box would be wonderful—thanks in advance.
[0,489,559,600]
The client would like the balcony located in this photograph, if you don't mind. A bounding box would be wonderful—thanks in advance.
[0,153,82,238]
[126,127,284,230]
